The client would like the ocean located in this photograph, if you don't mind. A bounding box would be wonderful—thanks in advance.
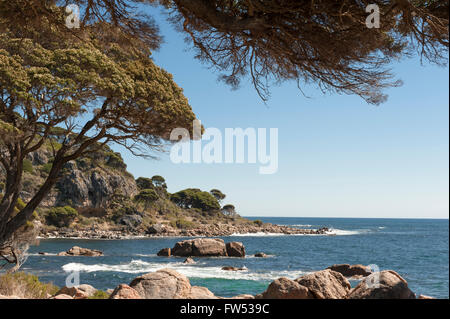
[22,217,449,298]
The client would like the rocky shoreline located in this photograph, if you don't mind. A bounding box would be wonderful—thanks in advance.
[39,223,331,240]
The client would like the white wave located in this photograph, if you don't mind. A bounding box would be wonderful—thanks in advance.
[62,259,308,281]
[378,226,386,229]
[229,232,289,237]
[325,228,369,236]
[291,224,313,227]
[27,253,58,256]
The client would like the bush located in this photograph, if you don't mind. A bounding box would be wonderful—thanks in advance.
[253,219,264,227]
[23,159,33,174]
[45,206,78,227]
[40,163,53,174]
[89,290,110,299]
[170,218,195,229]
[105,152,127,170]
[136,177,154,190]
[0,272,59,299]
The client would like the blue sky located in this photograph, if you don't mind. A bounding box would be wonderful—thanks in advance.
[113,8,449,219]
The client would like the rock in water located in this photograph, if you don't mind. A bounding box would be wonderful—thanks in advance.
[347,270,416,299]
[257,277,312,299]
[129,269,192,299]
[183,257,195,264]
[327,264,372,277]
[171,238,227,257]
[58,246,103,256]
[226,242,246,257]
[221,266,246,271]
[109,284,142,299]
[157,248,171,257]
[254,252,268,258]
[295,269,351,299]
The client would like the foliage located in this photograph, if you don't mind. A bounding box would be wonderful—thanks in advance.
[134,189,159,208]
[105,152,127,170]
[170,218,196,229]
[0,272,59,299]
[22,159,33,174]
[88,290,110,299]
[151,175,167,188]
[210,189,226,202]
[253,220,264,227]
[45,206,78,227]
[136,177,154,190]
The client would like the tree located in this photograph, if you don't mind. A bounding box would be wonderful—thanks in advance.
[151,175,167,189]
[136,177,155,191]
[210,189,226,203]
[222,204,237,217]
[0,6,198,268]
[134,189,159,209]
[1,1,447,104]
[170,188,202,209]
[192,191,221,211]
[45,206,78,227]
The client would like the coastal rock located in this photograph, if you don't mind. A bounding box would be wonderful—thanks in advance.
[51,294,74,299]
[347,270,416,299]
[119,214,143,229]
[172,238,227,257]
[0,295,21,299]
[295,269,351,299]
[221,266,246,271]
[417,294,435,299]
[147,224,165,235]
[129,269,192,299]
[109,284,142,299]
[183,257,195,264]
[157,248,171,257]
[56,284,97,298]
[254,252,268,258]
[58,246,103,256]
[188,286,217,299]
[257,277,312,299]
[230,294,255,299]
[226,242,246,257]
[327,264,372,278]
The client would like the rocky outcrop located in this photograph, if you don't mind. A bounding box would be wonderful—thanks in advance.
[296,270,351,299]
[254,252,268,258]
[347,271,416,299]
[226,242,245,257]
[57,246,103,256]
[327,264,372,278]
[109,284,142,299]
[147,224,165,235]
[51,294,73,299]
[171,238,227,257]
[256,277,312,299]
[0,295,21,299]
[128,268,217,299]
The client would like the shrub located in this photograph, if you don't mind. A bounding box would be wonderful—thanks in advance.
[253,220,264,227]
[23,159,33,174]
[89,290,110,299]
[0,272,59,299]
[134,189,159,208]
[45,206,78,227]
[170,218,195,229]
[105,152,127,170]
[40,163,53,174]
[136,177,154,190]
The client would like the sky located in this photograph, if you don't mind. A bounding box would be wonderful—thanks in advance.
[112,7,449,219]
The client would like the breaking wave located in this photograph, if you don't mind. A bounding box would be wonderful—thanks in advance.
[61,259,308,281]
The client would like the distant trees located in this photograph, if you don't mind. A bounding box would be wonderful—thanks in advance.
[151,176,167,189]
[45,206,78,228]
[170,189,220,211]
[222,204,237,217]
[210,189,226,203]
[136,178,155,191]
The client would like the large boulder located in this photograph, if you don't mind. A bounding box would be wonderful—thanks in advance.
[109,284,142,299]
[226,242,245,257]
[257,277,312,299]
[295,269,351,299]
[147,224,165,235]
[129,269,192,299]
[172,238,227,257]
[327,264,372,278]
[58,246,103,256]
[347,270,416,299]
[129,268,219,299]
[119,214,143,229]
[55,284,97,299]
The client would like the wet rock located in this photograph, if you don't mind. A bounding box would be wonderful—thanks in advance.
[157,248,171,257]
[183,257,195,264]
[347,270,416,299]
[226,242,245,257]
[254,252,268,258]
[58,246,103,256]
[172,238,227,257]
[327,264,372,278]
[221,266,246,271]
